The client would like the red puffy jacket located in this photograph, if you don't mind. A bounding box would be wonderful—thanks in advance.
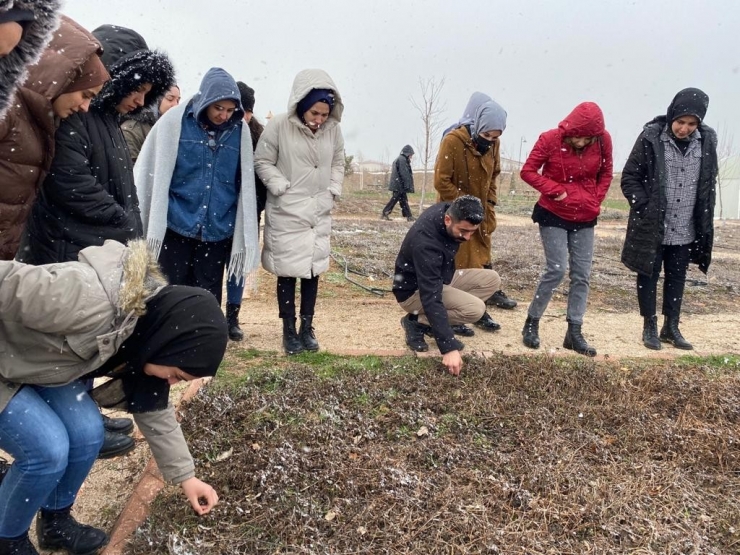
[521,102,613,222]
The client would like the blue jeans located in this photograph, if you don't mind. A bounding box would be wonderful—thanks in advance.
[0,381,104,538]
[527,225,595,326]
[227,273,245,306]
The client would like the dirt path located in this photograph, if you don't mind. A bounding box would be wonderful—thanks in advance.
[238,267,740,359]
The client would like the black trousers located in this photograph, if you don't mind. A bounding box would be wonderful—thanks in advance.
[158,229,232,305]
[277,275,319,319]
[636,244,691,318]
[382,191,412,218]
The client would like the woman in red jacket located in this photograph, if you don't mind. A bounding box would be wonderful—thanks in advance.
[519,102,613,356]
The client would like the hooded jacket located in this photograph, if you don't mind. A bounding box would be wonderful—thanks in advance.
[255,68,345,278]
[135,68,259,283]
[620,116,718,276]
[0,239,206,483]
[388,145,415,193]
[521,102,614,223]
[0,15,102,260]
[167,67,244,242]
[0,0,61,120]
[23,25,174,265]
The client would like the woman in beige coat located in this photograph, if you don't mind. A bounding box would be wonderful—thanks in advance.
[255,69,344,355]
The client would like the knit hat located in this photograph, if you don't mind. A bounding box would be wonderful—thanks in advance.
[63,54,109,94]
[237,81,255,112]
[667,87,709,123]
[296,88,335,120]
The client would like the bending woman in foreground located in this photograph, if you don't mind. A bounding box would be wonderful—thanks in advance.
[0,240,226,555]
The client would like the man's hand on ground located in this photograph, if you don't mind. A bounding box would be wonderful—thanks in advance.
[442,350,463,376]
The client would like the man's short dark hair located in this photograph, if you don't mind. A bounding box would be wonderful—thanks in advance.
[446,195,484,225]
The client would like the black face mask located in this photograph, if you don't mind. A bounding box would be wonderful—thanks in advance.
[473,135,493,154]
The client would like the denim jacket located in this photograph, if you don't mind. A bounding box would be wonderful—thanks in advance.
[167,104,242,242]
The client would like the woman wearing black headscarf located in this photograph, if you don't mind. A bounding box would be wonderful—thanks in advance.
[0,240,226,555]
[621,88,718,351]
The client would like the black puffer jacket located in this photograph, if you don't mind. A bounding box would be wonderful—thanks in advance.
[24,108,143,263]
[620,116,718,276]
[388,145,415,193]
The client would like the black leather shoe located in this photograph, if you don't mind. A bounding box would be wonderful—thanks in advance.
[642,315,661,350]
[380,213,391,221]
[659,316,693,350]
[97,431,135,460]
[451,324,475,337]
[487,290,518,309]
[102,414,134,435]
[474,311,501,332]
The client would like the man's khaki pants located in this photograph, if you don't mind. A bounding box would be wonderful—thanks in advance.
[399,269,501,326]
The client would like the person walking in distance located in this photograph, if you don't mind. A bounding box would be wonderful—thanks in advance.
[381,144,416,221]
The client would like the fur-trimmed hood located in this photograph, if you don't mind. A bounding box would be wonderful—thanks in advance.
[0,239,167,412]
[0,0,61,120]
[91,24,175,116]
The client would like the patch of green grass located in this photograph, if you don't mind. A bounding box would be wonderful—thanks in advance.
[234,348,277,360]
[676,354,740,369]
[601,198,630,211]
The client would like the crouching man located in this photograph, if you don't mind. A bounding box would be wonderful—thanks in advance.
[392,195,501,376]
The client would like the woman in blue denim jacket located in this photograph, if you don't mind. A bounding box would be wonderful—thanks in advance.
[135,67,260,307]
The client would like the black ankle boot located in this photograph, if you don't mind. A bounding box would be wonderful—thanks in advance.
[0,532,39,555]
[282,317,304,355]
[37,507,108,555]
[522,316,540,349]
[400,315,429,352]
[299,315,320,352]
[474,311,501,332]
[642,315,661,350]
[659,316,693,350]
[226,303,244,341]
[563,323,596,357]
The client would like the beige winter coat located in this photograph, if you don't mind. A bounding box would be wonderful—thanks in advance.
[0,240,197,483]
[255,69,345,278]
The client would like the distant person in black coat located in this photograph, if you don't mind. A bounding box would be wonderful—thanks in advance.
[393,195,501,376]
[621,87,718,351]
[381,144,416,221]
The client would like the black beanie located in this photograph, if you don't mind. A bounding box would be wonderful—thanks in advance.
[237,81,256,112]
[666,87,709,123]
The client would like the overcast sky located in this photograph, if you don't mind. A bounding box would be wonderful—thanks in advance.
[63,0,739,168]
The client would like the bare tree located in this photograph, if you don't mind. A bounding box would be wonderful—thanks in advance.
[715,124,736,220]
[410,77,446,211]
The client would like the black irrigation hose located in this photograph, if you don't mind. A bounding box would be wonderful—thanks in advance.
[331,251,392,296]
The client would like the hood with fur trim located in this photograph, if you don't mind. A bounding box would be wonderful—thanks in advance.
[0,0,61,120]
[91,24,175,116]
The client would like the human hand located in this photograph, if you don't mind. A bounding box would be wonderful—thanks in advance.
[442,350,463,376]
[554,191,568,201]
[181,477,219,515]
[0,22,23,57]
